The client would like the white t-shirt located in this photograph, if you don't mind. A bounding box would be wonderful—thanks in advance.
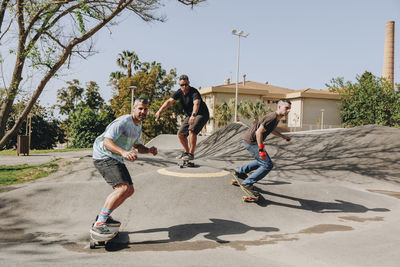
[92,114,143,163]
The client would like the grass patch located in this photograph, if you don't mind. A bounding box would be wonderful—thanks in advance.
[0,147,91,156]
[0,160,60,186]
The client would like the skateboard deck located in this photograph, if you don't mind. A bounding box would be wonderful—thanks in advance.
[231,172,259,202]
[89,225,119,249]
[178,158,195,168]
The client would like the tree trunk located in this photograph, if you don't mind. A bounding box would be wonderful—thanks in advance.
[0,1,131,148]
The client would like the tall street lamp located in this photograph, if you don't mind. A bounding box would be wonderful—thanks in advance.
[232,29,248,122]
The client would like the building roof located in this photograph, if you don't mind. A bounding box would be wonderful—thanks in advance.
[287,88,340,100]
[199,81,340,100]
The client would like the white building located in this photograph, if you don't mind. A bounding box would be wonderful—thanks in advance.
[199,80,341,134]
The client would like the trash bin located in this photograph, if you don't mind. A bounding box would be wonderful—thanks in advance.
[17,135,29,156]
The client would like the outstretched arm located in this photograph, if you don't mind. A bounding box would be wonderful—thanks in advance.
[155,98,176,120]
[271,130,291,141]
[133,144,158,155]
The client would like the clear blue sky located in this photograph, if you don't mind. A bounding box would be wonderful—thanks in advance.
[40,0,399,107]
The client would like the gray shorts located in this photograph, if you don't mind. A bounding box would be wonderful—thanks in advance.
[178,114,209,137]
[93,158,133,187]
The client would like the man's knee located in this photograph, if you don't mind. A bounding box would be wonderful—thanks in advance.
[114,183,133,197]
[127,185,134,197]
[261,160,274,171]
[178,133,186,139]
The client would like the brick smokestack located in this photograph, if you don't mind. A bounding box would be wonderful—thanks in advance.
[382,21,395,85]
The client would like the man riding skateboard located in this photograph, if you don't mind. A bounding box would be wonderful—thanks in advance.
[233,99,292,195]
[155,74,209,160]
[91,97,158,238]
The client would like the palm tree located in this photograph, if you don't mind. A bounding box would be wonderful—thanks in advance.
[214,99,236,127]
[116,51,140,78]
[239,100,272,124]
[109,71,126,82]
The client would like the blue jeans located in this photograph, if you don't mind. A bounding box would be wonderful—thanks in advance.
[236,141,274,185]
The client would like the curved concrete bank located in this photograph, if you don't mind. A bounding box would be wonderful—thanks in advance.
[0,124,399,266]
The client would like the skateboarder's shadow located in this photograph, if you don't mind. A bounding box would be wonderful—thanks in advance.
[256,188,390,213]
[129,218,279,245]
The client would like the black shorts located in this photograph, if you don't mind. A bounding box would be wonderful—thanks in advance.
[93,158,133,187]
[178,114,209,137]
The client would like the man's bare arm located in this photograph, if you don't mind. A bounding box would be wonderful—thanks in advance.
[192,99,200,115]
[103,137,138,161]
[255,124,266,147]
[133,144,158,155]
[155,98,175,119]
[271,130,291,141]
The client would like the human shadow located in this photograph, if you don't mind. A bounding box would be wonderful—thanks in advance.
[131,218,279,244]
[257,188,390,213]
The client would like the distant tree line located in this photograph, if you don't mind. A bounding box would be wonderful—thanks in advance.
[56,51,185,148]
[3,63,399,150]
[327,71,400,128]
[3,50,186,149]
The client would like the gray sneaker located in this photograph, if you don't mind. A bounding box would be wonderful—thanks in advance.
[95,215,121,227]
[242,184,260,196]
[90,223,115,238]
[233,170,248,180]
[182,153,194,160]
[176,152,188,159]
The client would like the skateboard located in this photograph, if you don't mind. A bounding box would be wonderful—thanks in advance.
[178,158,195,168]
[231,172,259,202]
[89,225,120,249]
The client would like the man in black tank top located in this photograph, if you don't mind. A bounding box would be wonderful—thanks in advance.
[156,75,209,160]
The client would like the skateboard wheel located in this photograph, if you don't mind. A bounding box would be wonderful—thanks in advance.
[231,180,238,185]
[89,240,96,249]
[243,196,258,202]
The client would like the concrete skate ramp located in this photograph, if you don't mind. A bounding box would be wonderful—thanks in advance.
[196,123,400,182]
[146,134,209,149]
[1,124,400,266]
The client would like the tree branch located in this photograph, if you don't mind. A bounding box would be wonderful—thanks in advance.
[0,0,10,33]
[1,0,133,146]
[0,16,12,40]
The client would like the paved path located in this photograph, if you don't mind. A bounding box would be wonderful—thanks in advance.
[0,150,93,166]
[1,124,399,266]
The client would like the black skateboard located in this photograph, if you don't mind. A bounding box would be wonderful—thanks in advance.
[231,172,259,202]
[178,158,195,168]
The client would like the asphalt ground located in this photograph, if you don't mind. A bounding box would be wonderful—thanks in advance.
[0,123,399,266]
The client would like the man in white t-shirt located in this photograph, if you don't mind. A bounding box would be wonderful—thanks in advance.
[91,98,157,237]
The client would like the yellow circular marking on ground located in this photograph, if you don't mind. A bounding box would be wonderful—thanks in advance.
[157,168,229,178]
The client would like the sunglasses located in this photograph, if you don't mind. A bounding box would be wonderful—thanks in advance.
[179,83,189,87]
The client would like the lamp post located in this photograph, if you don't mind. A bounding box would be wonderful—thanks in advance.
[130,86,136,113]
[320,109,325,130]
[232,29,248,122]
